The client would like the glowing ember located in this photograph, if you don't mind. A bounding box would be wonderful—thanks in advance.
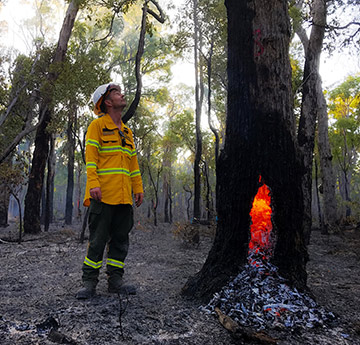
[249,181,272,254]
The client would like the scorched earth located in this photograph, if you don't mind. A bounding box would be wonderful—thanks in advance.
[0,220,359,345]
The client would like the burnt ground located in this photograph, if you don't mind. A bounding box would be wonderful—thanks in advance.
[0,219,359,345]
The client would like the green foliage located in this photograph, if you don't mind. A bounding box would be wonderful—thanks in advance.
[289,43,304,118]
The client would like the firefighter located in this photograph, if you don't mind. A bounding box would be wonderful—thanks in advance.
[76,83,144,299]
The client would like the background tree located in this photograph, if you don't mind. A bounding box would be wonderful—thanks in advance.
[23,0,81,234]
[328,74,360,220]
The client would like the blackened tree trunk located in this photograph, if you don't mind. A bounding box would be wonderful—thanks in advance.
[65,105,76,225]
[183,0,308,301]
[0,183,10,227]
[193,0,204,223]
[25,113,52,233]
[162,147,172,223]
[206,41,220,164]
[45,134,56,232]
[202,160,214,221]
[23,0,79,234]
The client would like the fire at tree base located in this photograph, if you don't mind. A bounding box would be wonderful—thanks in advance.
[201,182,337,332]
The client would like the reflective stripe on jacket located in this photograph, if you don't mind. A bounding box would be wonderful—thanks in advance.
[83,114,143,206]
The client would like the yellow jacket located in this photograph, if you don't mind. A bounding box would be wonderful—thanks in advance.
[83,114,143,207]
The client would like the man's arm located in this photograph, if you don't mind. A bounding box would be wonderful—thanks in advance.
[86,121,101,201]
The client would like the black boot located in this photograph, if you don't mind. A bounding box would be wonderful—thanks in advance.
[108,275,136,295]
[76,281,97,299]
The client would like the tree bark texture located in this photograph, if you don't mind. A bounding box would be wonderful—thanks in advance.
[183,0,308,301]
[65,106,76,225]
[0,184,10,227]
[23,0,79,234]
[297,0,327,243]
[193,0,203,223]
[45,134,56,232]
[317,88,338,230]
[207,41,220,164]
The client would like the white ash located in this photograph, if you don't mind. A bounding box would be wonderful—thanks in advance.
[201,251,336,331]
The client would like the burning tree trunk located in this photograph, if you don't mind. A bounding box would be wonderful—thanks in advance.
[183,0,308,301]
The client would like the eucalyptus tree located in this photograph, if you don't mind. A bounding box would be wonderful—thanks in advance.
[24,0,81,234]
[0,50,50,226]
[328,75,360,220]
[291,0,337,239]
[292,0,360,235]
[54,14,114,226]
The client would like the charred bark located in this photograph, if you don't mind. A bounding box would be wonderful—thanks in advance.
[183,0,308,301]
[0,184,10,227]
[44,134,56,232]
[206,41,220,163]
[193,0,203,223]
[65,106,76,225]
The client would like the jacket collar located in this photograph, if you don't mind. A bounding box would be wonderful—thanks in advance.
[102,113,124,131]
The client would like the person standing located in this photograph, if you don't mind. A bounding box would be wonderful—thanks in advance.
[76,83,144,299]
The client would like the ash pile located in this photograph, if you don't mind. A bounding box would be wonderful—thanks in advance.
[201,251,336,331]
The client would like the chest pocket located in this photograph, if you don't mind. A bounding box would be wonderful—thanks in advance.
[100,134,119,155]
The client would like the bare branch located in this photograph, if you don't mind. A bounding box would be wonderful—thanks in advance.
[148,0,166,23]
[0,54,40,128]
[326,21,360,31]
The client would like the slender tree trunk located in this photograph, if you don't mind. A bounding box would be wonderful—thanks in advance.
[75,164,83,221]
[0,186,10,227]
[183,0,307,300]
[207,41,220,163]
[45,134,56,231]
[0,159,11,227]
[314,156,324,232]
[23,0,79,234]
[65,105,76,225]
[193,0,203,223]
[317,80,338,231]
[184,186,192,222]
[25,116,51,233]
[122,0,165,124]
[202,161,213,221]
[169,184,173,223]
[162,151,171,223]
[297,0,327,244]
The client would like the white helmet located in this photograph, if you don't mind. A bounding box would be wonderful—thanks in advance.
[92,83,112,115]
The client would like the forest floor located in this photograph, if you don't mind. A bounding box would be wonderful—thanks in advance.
[0,218,360,345]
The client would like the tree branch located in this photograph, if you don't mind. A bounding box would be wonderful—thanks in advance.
[148,0,166,23]
[0,107,48,164]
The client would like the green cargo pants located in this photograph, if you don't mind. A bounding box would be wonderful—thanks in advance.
[82,199,134,285]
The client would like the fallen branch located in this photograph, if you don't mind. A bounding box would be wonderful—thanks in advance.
[215,307,278,345]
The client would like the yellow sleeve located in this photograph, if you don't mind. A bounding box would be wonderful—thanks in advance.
[85,121,101,190]
[128,128,144,194]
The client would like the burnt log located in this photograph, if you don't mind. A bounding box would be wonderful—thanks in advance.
[182,0,308,301]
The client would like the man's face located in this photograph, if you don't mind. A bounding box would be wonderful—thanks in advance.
[105,84,126,110]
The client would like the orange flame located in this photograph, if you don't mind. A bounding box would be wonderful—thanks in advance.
[249,181,272,254]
